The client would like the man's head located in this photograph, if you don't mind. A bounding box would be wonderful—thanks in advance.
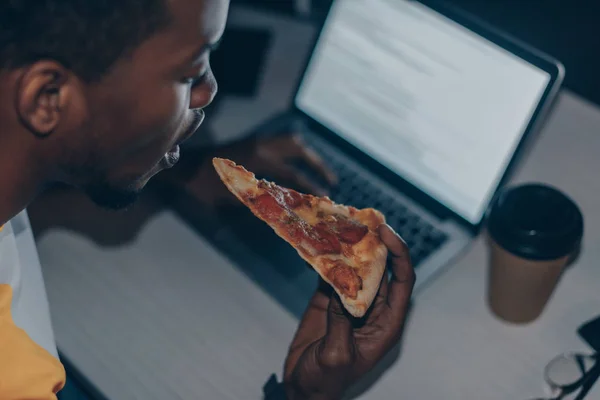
[0,0,228,209]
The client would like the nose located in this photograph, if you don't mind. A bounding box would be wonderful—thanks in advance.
[190,70,218,110]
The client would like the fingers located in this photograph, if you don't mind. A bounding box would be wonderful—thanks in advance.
[294,139,338,186]
[258,133,337,193]
[282,134,337,186]
[373,266,389,305]
[320,293,355,368]
[263,159,328,196]
[378,224,415,320]
[290,286,330,352]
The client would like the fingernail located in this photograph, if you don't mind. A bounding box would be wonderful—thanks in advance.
[380,224,406,243]
[379,223,394,233]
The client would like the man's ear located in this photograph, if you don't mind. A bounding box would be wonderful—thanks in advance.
[16,61,84,137]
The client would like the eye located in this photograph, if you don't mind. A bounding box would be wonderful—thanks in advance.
[182,69,208,86]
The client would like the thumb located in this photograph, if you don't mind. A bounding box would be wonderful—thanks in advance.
[319,294,355,368]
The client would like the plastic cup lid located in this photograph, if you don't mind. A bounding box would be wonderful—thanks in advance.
[486,183,584,261]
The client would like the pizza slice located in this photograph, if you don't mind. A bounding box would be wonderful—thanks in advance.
[212,157,388,318]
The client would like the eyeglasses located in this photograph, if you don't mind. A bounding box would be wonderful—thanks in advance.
[529,353,599,400]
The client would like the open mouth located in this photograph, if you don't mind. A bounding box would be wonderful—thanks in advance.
[178,109,206,146]
[161,109,205,169]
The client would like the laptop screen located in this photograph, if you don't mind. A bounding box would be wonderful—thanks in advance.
[295,0,551,224]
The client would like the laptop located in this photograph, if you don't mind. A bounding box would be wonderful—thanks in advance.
[186,0,564,314]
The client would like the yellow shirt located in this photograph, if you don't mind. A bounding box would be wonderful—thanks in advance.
[0,217,66,398]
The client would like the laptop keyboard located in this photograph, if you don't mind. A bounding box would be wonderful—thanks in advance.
[300,135,448,267]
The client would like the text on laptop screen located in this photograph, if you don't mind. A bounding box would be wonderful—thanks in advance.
[295,0,551,224]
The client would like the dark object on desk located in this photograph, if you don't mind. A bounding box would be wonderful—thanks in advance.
[579,314,600,353]
[574,355,600,400]
[530,353,598,400]
[573,315,600,398]
[210,26,272,97]
[486,183,584,324]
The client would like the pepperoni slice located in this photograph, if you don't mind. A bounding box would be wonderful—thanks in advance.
[327,215,369,244]
[309,223,342,255]
[253,193,283,224]
[280,187,305,209]
[254,184,343,255]
[326,262,363,300]
[258,180,306,209]
[285,215,312,243]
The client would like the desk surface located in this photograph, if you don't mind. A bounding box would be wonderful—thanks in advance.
[36,8,600,400]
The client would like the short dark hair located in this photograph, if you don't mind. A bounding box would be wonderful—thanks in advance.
[0,0,170,81]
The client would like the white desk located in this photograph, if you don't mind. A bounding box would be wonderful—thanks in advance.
[36,7,600,400]
[344,90,600,399]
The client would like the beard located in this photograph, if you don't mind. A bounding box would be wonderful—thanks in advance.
[63,144,160,211]
[82,179,142,210]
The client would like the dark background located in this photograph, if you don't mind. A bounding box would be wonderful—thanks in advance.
[447,0,600,105]
[234,0,600,106]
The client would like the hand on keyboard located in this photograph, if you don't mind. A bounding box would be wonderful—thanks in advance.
[237,132,338,195]
[161,133,338,207]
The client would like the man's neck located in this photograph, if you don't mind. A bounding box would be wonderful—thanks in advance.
[0,134,46,227]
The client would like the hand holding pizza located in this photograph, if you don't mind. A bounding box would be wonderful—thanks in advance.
[283,225,415,400]
[211,159,414,399]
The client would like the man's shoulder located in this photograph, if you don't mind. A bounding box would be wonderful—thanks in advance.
[0,219,22,300]
[0,212,66,397]
[0,211,60,357]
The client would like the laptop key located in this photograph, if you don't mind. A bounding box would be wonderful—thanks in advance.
[303,133,449,267]
[396,216,409,227]
[411,252,424,266]
[409,225,421,236]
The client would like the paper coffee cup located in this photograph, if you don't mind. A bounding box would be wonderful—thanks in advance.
[485,183,583,324]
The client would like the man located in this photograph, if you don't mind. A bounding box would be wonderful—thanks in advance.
[0,0,415,399]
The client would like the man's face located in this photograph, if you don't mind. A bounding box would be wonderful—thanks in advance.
[67,0,229,209]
